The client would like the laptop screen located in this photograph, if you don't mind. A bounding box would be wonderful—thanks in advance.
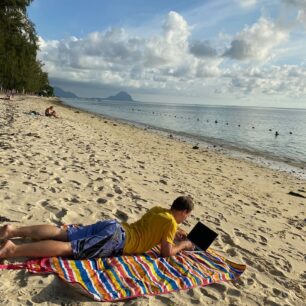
[187,221,218,251]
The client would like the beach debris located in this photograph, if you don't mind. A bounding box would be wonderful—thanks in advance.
[288,191,306,198]
[192,145,199,149]
[169,134,173,138]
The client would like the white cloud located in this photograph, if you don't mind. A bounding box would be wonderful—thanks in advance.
[39,11,221,92]
[223,17,288,61]
[222,64,306,97]
[39,9,306,106]
[282,0,306,27]
[236,0,257,8]
[297,6,306,26]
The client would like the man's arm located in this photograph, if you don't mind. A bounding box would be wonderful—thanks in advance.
[160,239,194,257]
[174,228,187,241]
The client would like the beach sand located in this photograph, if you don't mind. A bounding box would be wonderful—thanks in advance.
[0,95,305,305]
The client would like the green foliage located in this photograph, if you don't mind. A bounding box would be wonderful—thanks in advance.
[0,0,53,95]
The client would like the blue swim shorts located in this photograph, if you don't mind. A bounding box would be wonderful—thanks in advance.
[66,220,126,259]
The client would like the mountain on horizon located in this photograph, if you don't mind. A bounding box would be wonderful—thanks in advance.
[104,91,133,101]
[53,86,78,98]
[54,86,134,102]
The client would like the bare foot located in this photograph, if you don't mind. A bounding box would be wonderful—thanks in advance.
[0,240,16,258]
[0,224,14,240]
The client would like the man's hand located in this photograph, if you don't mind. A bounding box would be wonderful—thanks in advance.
[183,240,195,250]
[175,228,187,241]
[160,239,195,257]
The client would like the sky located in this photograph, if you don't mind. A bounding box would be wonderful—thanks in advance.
[28,0,306,108]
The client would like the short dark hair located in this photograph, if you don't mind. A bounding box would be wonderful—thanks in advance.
[171,196,193,213]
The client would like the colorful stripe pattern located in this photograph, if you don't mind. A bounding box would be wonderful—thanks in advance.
[25,248,246,301]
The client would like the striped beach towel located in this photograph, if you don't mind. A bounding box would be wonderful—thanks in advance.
[1,248,245,301]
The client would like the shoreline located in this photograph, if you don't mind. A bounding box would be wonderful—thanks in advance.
[0,95,305,305]
[59,98,306,181]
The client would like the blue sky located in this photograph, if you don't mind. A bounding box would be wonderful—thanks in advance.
[29,0,306,108]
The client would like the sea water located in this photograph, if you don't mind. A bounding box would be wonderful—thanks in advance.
[61,98,306,174]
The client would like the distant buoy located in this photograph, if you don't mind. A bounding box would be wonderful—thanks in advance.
[269,129,272,131]
[252,127,255,129]
[238,124,240,127]
[215,120,218,124]
[289,131,293,135]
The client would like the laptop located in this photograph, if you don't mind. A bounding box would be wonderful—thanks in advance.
[187,222,218,251]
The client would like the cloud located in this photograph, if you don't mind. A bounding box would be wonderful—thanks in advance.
[38,9,306,105]
[235,0,257,8]
[222,65,306,97]
[39,11,222,93]
[223,17,288,61]
[189,41,217,58]
[282,0,306,27]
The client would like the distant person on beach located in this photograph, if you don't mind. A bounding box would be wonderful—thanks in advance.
[2,90,13,100]
[45,106,58,118]
[0,196,194,259]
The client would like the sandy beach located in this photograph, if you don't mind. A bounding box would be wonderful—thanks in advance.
[0,95,305,306]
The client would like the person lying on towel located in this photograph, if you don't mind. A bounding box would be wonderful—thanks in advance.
[0,196,194,259]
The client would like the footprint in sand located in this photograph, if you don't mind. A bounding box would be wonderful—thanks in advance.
[227,288,241,297]
[54,177,63,184]
[258,235,268,245]
[116,210,129,222]
[226,247,237,257]
[113,185,123,194]
[97,198,108,204]
[234,228,256,243]
[272,287,289,299]
[56,208,67,219]
[199,288,219,301]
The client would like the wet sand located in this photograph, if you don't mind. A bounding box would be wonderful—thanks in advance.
[0,95,305,305]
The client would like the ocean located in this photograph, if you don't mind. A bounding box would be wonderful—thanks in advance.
[61,98,306,176]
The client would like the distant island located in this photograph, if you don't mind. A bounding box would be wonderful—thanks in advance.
[53,86,78,99]
[54,87,134,102]
[105,91,133,101]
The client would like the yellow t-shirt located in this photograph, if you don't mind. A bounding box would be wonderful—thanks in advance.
[122,206,177,254]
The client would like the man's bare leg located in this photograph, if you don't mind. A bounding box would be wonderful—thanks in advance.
[0,224,68,241]
[0,239,73,259]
